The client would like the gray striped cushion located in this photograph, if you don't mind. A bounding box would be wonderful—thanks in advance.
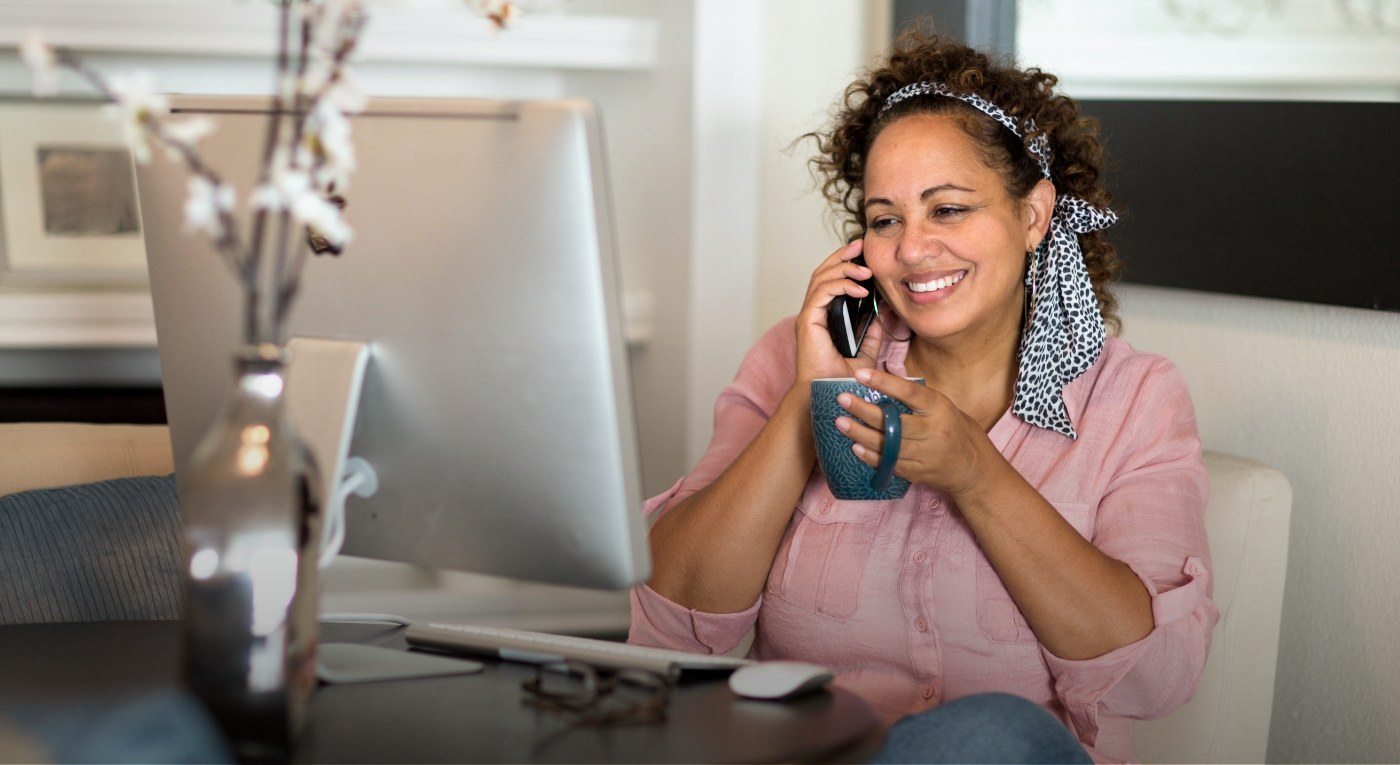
[0,475,180,625]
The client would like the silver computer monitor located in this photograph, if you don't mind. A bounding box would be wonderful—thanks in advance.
[137,96,649,590]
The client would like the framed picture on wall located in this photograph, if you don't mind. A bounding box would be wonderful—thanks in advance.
[0,100,147,284]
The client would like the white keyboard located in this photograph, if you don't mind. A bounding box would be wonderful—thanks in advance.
[404,622,753,675]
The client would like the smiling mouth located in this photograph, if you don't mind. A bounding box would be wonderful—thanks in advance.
[904,270,967,294]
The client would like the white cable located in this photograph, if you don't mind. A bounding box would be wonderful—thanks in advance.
[317,477,351,569]
[318,457,378,569]
[319,612,413,627]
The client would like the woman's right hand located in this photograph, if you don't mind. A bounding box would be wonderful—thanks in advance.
[794,238,886,387]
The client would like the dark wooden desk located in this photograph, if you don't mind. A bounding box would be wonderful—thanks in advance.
[0,621,883,763]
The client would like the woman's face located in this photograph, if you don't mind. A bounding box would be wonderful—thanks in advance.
[862,113,1050,345]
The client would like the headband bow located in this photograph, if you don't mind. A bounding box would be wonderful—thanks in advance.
[879,81,1118,439]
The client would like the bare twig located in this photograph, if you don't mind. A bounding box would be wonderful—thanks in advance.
[245,0,295,343]
[270,6,315,339]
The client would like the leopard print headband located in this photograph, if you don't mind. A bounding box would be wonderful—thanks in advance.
[879,81,1117,439]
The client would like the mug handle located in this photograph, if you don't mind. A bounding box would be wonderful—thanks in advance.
[868,398,903,492]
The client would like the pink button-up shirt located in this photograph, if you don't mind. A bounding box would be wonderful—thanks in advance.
[629,317,1218,764]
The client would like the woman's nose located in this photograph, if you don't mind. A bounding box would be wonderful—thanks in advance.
[896,222,943,264]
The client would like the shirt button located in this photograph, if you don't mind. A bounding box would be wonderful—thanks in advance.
[915,617,928,632]
[928,497,943,510]
[819,500,831,515]
[913,551,927,563]
[921,684,935,700]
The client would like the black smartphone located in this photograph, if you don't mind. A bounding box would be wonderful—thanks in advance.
[827,253,880,358]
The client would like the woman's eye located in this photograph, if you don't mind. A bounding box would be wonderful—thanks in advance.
[933,206,967,218]
[869,218,895,231]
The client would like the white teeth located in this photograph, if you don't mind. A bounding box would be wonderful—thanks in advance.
[907,271,966,293]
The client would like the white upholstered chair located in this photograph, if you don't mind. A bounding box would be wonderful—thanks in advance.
[1,425,1292,761]
[1133,452,1293,764]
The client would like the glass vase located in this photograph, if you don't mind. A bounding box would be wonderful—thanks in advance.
[179,343,323,761]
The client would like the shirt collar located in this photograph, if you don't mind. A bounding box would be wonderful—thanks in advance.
[875,313,1089,437]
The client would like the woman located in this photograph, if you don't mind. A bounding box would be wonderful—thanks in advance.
[630,32,1217,765]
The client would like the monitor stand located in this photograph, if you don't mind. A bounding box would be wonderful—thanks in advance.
[285,337,483,683]
[317,641,482,684]
[286,335,375,553]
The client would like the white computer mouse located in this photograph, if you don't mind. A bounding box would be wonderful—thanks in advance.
[728,661,834,700]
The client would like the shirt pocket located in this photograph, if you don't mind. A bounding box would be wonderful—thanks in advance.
[975,500,1096,644]
[766,483,887,620]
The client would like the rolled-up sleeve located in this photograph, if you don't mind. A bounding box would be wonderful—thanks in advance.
[1041,359,1220,747]
[627,318,798,654]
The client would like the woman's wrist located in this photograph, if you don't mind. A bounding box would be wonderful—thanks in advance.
[947,434,1017,509]
[778,383,818,461]
[782,381,812,410]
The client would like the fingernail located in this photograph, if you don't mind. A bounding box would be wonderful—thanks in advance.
[852,443,866,457]
[855,368,872,382]
[837,393,851,408]
[835,417,850,432]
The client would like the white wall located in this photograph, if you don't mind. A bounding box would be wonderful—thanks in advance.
[674,0,884,465]
[1117,284,1400,763]
[755,0,887,335]
[562,0,697,496]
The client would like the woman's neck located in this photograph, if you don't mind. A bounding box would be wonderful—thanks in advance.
[903,296,1024,428]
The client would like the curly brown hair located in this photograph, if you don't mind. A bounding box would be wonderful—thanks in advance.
[804,29,1123,333]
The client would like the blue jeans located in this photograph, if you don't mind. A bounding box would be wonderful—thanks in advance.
[870,692,1093,764]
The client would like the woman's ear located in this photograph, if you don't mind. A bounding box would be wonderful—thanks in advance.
[1023,178,1055,251]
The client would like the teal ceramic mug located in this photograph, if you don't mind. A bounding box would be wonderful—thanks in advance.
[809,377,923,500]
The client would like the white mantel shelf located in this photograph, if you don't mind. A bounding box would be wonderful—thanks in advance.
[0,289,655,349]
[0,290,157,348]
[0,1,658,71]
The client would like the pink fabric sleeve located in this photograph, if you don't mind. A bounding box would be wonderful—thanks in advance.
[1039,359,1220,748]
[627,318,799,655]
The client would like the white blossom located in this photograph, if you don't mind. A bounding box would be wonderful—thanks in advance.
[324,72,368,114]
[301,56,334,98]
[101,71,170,164]
[307,100,356,191]
[296,0,363,22]
[19,30,59,96]
[184,176,235,238]
[161,116,216,161]
[293,191,352,247]
[297,0,369,112]
[252,159,353,247]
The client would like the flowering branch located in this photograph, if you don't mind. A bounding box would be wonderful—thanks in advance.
[50,48,244,279]
[19,0,520,344]
[274,3,369,329]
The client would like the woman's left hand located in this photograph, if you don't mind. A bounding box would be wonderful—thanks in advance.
[834,368,1001,498]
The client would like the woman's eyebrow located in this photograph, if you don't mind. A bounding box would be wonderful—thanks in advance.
[919,183,975,199]
[864,183,976,212]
